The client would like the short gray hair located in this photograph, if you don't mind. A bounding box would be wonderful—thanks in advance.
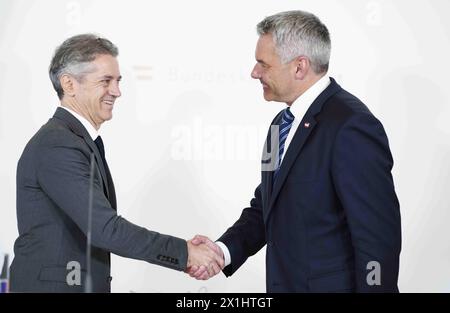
[257,10,331,74]
[49,34,119,99]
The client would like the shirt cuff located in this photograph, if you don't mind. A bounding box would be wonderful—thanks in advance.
[215,241,231,267]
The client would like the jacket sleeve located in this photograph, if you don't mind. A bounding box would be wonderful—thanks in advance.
[217,111,284,277]
[35,139,187,271]
[331,112,401,292]
[218,184,266,276]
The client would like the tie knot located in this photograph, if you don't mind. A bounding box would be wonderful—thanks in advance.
[281,108,295,124]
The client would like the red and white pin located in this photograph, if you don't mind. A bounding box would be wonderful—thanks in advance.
[304,122,310,128]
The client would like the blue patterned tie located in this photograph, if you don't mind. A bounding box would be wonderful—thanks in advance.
[273,107,295,180]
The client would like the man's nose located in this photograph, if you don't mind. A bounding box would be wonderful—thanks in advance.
[251,64,261,79]
[109,81,121,98]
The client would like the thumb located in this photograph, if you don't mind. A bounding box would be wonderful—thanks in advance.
[192,234,208,245]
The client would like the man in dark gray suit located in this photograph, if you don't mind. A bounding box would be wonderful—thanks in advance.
[10,34,224,292]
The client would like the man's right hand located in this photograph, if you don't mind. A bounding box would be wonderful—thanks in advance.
[186,236,224,280]
[186,235,225,280]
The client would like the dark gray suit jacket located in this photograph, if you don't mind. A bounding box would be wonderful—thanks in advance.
[11,107,187,292]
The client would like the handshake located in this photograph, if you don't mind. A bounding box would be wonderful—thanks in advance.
[186,235,225,280]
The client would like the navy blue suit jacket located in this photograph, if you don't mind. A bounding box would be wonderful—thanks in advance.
[218,78,401,292]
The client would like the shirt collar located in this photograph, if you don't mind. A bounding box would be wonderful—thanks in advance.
[60,106,99,141]
[288,75,330,121]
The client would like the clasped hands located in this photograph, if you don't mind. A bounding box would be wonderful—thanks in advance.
[186,235,224,280]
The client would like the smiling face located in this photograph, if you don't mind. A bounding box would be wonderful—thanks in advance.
[63,54,122,129]
[251,34,301,105]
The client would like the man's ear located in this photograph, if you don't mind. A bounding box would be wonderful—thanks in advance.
[294,56,310,80]
[60,74,76,97]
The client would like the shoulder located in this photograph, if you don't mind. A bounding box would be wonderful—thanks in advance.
[24,118,90,160]
[38,118,86,146]
[319,87,383,130]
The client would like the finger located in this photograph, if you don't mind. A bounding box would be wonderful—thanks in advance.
[193,236,223,258]
[200,239,223,258]
[187,265,198,276]
[210,262,221,276]
[204,262,216,277]
[194,266,209,280]
[193,234,209,243]
[193,265,207,278]
[199,271,209,280]
[204,240,220,254]
[209,249,225,269]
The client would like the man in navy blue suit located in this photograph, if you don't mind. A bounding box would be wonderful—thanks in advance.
[189,10,401,292]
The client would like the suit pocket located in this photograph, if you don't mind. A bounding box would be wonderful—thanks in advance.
[39,265,86,284]
[308,268,355,293]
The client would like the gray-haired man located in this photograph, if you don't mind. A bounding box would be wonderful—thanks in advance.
[190,10,401,293]
[11,34,223,292]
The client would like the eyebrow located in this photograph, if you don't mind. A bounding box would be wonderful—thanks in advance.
[256,59,268,65]
[99,75,122,80]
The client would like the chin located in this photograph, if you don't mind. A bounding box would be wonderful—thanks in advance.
[263,93,274,102]
[102,113,113,121]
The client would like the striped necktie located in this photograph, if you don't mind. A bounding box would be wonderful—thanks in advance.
[273,107,295,180]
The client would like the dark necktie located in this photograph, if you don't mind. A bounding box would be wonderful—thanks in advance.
[273,107,295,181]
[94,136,106,167]
[94,136,116,209]
[94,136,107,170]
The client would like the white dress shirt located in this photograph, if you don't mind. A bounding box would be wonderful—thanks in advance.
[217,75,331,267]
[60,106,99,141]
[281,75,330,164]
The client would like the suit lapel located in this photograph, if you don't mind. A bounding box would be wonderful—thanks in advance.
[52,107,111,201]
[260,111,284,212]
[263,78,342,222]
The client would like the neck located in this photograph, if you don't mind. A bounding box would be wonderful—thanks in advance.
[61,98,101,131]
[286,72,325,106]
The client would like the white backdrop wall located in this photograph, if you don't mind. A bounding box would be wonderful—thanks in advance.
[1,0,449,292]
